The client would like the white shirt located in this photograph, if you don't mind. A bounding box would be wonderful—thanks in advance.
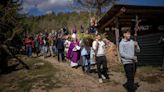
[92,40,105,56]
[64,40,71,48]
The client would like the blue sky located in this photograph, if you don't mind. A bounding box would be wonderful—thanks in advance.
[21,0,164,16]
[120,0,164,6]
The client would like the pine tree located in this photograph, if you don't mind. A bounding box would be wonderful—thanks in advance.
[0,0,23,42]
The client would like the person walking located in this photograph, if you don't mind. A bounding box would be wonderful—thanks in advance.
[81,39,91,73]
[25,35,33,57]
[56,34,65,62]
[64,36,71,58]
[92,34,109,83]
[42,34,48,58]
[66,34,80,68]
[48,33,54,57]
[33,33,41,57]
[119,29,140,92]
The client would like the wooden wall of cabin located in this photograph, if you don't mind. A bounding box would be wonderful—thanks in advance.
[137,31,164,66]
[99,27,164,66]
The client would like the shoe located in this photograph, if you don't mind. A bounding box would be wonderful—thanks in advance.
[123,83,128,89]
[134,82,139,88]
[134,82,139,91]
[99,78,103,83]
[101,75,106,80]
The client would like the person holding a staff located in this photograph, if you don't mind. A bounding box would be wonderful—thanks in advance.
[119,29,140,92]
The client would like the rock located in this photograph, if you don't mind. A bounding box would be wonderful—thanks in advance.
[33,63,45,69]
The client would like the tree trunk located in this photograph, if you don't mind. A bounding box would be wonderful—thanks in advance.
[88,7,92,26]
[96,3,101,20]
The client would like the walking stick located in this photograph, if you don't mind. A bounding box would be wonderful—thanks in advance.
[134,15,141,41]
[134,15,141,63]
[133,15,141,89]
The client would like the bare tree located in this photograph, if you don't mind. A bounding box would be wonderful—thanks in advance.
[95,0,115,19]
[74,0,116,20]
[74,0,94,18]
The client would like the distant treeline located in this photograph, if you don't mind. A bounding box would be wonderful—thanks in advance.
[25,12,104,34]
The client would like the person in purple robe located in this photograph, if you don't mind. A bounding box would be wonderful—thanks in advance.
[66,34,80,67]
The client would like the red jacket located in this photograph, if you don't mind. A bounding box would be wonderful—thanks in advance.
[25,38,33,47]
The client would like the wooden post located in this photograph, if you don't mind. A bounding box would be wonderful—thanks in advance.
[114,17,121,63]
[115,17,120,47]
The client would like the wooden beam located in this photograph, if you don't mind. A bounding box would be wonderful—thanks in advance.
[118,14,164,20]
[125,9,164,14]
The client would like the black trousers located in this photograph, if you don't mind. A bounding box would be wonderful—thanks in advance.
[124,63,137,92]
[96,56,109,79]
[34,47,40,56]
[57,49,64,62]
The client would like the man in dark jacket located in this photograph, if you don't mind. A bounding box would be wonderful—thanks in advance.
[56,35,65,62]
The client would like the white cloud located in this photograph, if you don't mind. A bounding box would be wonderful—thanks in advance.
[46,10,53,14]
[21,0,73,14]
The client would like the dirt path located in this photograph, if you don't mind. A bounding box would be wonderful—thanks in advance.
[38,57,125,92]
[38,57,164,92]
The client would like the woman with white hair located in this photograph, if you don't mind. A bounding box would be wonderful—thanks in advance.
[66,33,80,68]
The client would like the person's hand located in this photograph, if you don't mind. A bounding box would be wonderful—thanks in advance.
[134,41,139,47]
[162,38,164,41]
[133,56,137,61]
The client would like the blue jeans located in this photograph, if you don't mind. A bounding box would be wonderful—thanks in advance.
[39,45,43,55]
[53,45,58,55]
[42,45,48,57]
[82,56,90,72]
[26,46,32,57]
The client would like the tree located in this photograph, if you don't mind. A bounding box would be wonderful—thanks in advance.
[74,0,116,20]
[95,0,115,19]
[0,0,24,42]
[0,0,29,73]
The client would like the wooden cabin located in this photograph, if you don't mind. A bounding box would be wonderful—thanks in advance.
[97,4,164,65]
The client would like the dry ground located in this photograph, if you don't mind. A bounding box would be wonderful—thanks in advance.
[37,57,164,92]
[0,56,164,92]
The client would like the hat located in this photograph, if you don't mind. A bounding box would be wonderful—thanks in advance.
[71,33,76,39]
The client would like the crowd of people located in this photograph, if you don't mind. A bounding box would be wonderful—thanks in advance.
[22,17,141,92]
[23,25,111,81]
